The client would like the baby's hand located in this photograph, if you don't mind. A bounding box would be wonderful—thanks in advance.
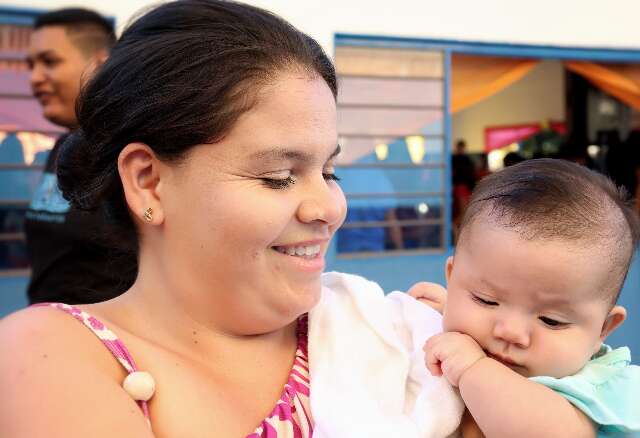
[423,332,486,387]
[407,282,447,314]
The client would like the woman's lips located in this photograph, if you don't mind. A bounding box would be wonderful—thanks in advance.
[270,245,325,273]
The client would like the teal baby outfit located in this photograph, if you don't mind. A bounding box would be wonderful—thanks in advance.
[531,345,640,437]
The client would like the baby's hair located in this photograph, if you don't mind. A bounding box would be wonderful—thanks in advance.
[458,158,640,304]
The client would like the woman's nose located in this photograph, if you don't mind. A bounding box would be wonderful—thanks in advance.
[296,177,346,227]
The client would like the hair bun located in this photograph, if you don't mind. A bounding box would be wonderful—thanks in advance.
[56,130,104,210]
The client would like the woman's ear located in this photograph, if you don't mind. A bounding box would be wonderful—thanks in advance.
[599,305,626,343]
[118,143,165,226]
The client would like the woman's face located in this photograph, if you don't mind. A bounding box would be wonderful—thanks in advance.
[159,72,346,333]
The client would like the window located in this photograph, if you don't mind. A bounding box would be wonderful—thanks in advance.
[334,45,449,257]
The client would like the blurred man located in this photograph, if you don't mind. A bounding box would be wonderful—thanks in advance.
[451,140,475,243]
[25,9,134,304]
[28,8,113,129]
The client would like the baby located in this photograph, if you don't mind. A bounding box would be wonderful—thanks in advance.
[413,159,640,437]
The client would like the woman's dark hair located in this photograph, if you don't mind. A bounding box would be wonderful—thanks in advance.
[57,0,337,253]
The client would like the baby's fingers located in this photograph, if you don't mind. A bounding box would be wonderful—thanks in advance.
[423,336,444,376]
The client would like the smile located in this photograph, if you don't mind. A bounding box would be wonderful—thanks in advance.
[273,244,321,258]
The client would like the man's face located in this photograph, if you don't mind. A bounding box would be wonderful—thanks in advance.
[27,26,98,129]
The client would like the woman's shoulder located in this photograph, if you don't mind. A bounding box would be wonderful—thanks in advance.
[0,305,99,358]
[0,305,153,437]
[0,303,137,384]
[0,304,123,396]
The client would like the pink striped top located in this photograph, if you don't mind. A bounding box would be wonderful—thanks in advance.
[39,303,313,437]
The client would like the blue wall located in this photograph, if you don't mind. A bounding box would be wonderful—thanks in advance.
[3,249,637,364]
[0,276,28,316]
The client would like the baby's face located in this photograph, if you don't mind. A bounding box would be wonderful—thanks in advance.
[442,221,619,378]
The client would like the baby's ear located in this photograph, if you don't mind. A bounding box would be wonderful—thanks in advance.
[445,256,454,285]
[600,305,626,342]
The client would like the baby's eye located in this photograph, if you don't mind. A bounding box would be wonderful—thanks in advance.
[471,294,498,306]
[261,176,296,190]
[539,316,569,328]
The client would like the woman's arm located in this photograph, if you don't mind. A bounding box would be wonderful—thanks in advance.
[461,409,485,438]
[0,308,155,438]
[424,332,596,438]
[407,282,447,314]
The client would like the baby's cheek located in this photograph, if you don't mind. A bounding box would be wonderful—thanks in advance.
[442,306,466,333]
[528,342,588,378]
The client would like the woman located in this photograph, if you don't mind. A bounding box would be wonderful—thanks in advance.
[0,1,462,436]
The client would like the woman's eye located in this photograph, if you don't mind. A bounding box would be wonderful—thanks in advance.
[539,316,569,328]
[323,172,341,182]
[471,294,498,306]
[261,176,296,190]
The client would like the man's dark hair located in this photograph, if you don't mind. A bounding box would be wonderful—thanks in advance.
[459,158,640,303]
[34,8,116,55]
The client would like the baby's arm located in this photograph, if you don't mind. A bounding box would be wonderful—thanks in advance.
[424,332,597,438]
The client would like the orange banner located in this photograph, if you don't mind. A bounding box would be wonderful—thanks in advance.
[452,54,538,113]
[565,61,640,111]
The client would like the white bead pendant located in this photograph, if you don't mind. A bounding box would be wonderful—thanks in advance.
[123,371,156,401]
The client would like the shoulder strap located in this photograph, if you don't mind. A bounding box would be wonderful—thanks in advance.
[34,302,151,422]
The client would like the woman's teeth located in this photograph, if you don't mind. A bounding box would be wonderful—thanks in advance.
[275,244,321,257]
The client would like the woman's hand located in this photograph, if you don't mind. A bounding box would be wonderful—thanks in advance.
[407,282,447,314]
